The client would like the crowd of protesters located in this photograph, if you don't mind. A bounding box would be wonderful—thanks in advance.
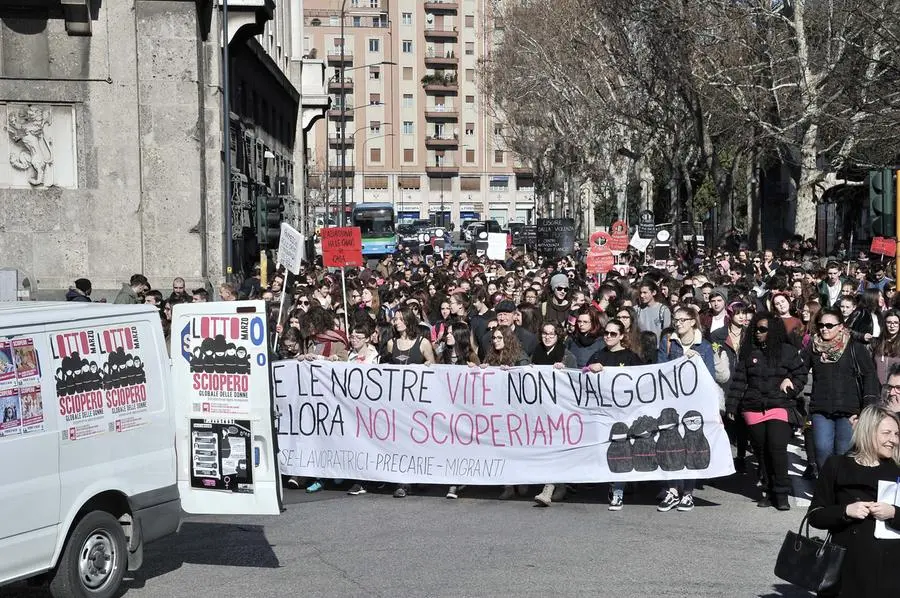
[66,234,900,515]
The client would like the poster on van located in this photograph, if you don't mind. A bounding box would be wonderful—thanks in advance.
[189,419,253,493]
[0,388,21,436]
[177,314,266,417]
[0,340,15,390]
[51,325,149,441]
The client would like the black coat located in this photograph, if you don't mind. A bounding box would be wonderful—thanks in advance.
[727,342,807,415]
[803,340,880,416]
[808,455,900,597]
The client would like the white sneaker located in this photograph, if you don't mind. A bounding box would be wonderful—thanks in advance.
[657,489,680,512]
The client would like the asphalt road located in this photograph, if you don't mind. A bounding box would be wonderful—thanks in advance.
[5,468,815,598]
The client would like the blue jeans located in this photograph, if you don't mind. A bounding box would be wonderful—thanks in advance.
[811,414,853,471]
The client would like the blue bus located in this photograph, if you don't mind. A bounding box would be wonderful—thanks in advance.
[351,203,397,256]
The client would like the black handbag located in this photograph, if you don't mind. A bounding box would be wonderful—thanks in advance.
[774,507,846,593]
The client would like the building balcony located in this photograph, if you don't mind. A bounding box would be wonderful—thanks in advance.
[425,135,459,149]
[327,77,353,91]
[327,107,354,120]
[329,164,355,175]
[424,54,459,68]
[328,136,354,148]
[424,107,459,121]
[424,1,458,13]
[327,51,353,65]
[422,74,458,94]
[426,164,459,177]
[424,28,459,41]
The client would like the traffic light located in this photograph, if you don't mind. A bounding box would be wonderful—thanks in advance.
[869,169,896,238]
[255,194,282,247]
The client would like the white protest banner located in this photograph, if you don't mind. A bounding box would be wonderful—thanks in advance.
[486,232,507,260]
[277,222,304,275]
[274,357,735,485]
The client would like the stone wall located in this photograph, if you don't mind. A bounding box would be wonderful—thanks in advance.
[0,1,223,298]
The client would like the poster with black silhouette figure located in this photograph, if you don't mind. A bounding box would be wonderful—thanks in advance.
[189,419,253,493]
[629,415,658,472]
[682,410,711,469]
[187,334,254,416]
[606,422,633,473]
[51,325,150,441]
[656,408,686,471]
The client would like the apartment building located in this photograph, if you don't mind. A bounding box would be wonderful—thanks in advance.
[303,0,535,227]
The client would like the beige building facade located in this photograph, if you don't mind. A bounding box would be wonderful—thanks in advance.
[303,0,536,227]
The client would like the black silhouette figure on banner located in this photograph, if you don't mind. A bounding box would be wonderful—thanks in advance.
[606,422,634,473]
[100,347,146,389]
[656,408,687,471]
[189,335,251,374]
[55,352,105,397]
[682,410,711,470]
[630,415,658,472]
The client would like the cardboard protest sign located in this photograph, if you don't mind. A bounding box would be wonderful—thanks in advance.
[274,357,735,484]
[536,218,576,258]
[586,231,615,274]
[321,227,363,268]
[609,220,629,253]
[277,222,304,274]
[638,210,656,238]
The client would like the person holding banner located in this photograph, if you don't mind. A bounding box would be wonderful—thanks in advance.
[385,307,436,498]
[584,318,646,511]
[657,304,716,512]
[726,313,807,511]
[482,324,531,500]
[437,322,480,367]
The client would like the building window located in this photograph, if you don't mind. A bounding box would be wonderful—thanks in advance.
[330,16,340,26]
[465,95,475,104]
[404,149,414,162]
[369,93,381,105]
[494,150,504,164]
[370,121,381,133]
[465,122,474,135]
[352,16,361,27]
[494,124,503,135]
[402,40,413,53]
[403,67,413,80]
[402,12,412,25]
[489,176,509,191]
[465,42,474,55]
[370,147,381,162]
[465,15,475,28]
[368,38,379,52]
[465,69,475,82]
[466,149,475,163]
[402,121,414,134]
[373,16,385,27]
[402,93,414,107]
[369,66,381,79]
[369,0,379,7]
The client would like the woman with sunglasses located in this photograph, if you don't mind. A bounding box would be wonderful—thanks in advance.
[874,310,900,385]
[657,304,716,513]
[727,313,807,510]
[803,307,880,472]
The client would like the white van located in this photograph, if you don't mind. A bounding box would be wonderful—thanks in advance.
[0,301,280,597]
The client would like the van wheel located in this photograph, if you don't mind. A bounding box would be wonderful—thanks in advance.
[49,511,127,598]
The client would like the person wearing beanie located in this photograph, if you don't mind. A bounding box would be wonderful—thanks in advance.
[541,272,571,325]
[66,278,92,302]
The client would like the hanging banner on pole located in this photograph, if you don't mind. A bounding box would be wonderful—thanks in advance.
[273,357,734,485]
[321,227,363,268]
